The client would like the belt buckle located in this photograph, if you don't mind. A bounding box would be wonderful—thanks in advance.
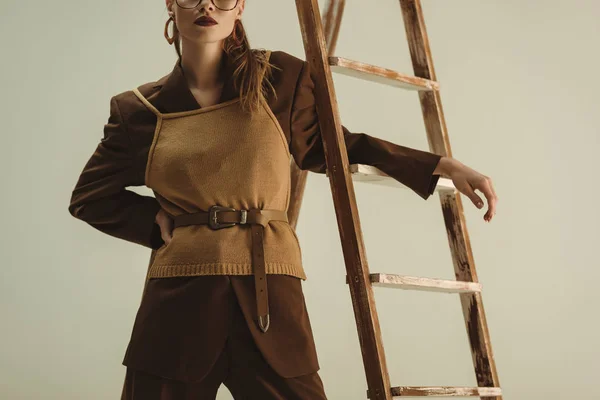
[208,205,239,230]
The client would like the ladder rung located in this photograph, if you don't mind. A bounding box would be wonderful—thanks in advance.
[369,273,481,293]
[347,164,455,193]
[329,56,439,91]
[367,386,502,398]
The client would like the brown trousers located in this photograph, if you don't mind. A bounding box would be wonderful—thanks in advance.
[120,275,328,399]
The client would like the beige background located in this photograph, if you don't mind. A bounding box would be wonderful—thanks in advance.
[1,0,598,399]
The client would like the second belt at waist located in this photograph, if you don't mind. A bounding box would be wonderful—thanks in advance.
[170,205,289,333]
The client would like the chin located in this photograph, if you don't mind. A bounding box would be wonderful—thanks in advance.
[190,27,227,38]
[183,30,221,42]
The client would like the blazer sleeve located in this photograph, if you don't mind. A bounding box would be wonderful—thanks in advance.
[289,60,442,200]
[68,95,164,249]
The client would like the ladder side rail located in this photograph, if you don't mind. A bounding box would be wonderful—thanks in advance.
[399,1,502,398]
[295,1,393,399]
[288,0,344,229]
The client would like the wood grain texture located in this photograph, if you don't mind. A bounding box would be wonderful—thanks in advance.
[295,0,393,399]
[368,273,482,293]
[291,1,501,399]
[399,1,502,399]
[330,56,439,91]
[288,0,345,230]
[338,163,456,192]
[368,386,502,398]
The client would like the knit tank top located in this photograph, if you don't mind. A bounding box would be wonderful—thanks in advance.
[132,50,306,280]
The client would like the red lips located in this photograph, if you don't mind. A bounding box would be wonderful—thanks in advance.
[195,15,217,25]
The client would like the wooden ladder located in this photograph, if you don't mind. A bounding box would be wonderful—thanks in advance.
[289,1,502,398]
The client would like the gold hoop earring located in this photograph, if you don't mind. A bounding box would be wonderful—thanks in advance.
[164,16,176,45]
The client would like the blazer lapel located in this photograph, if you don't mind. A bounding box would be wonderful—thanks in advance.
[151,56,237,114]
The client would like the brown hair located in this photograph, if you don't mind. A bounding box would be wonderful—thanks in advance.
[169,15,280,114]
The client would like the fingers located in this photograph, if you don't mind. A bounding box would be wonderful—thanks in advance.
[161,229,173,245]
[451,162,498,222]
[479,177,498,222]
[162,219,173,244]
[458,175,498,222]
[156,209,174,244]
[460,182,484,210]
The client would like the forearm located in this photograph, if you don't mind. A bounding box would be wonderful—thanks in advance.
[433,156,460,177]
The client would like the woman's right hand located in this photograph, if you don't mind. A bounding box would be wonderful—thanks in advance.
[155,209,174,245]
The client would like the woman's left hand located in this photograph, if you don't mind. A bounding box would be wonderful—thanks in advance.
[434,157,498,222]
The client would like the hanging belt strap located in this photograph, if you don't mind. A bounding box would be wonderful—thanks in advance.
[171,205,289,333]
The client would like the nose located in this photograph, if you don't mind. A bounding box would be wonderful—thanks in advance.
[196,0,215,10]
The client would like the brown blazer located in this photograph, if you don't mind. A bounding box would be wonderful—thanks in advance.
[68,49,442,382]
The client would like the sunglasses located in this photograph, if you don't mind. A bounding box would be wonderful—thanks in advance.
[176,0,239,11]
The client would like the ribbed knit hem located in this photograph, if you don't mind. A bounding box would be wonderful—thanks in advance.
[147,262,307,281]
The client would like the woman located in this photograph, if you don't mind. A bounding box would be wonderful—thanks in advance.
[68,0,498,398]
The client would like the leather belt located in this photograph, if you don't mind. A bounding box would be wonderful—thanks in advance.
[171,205,289,333]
